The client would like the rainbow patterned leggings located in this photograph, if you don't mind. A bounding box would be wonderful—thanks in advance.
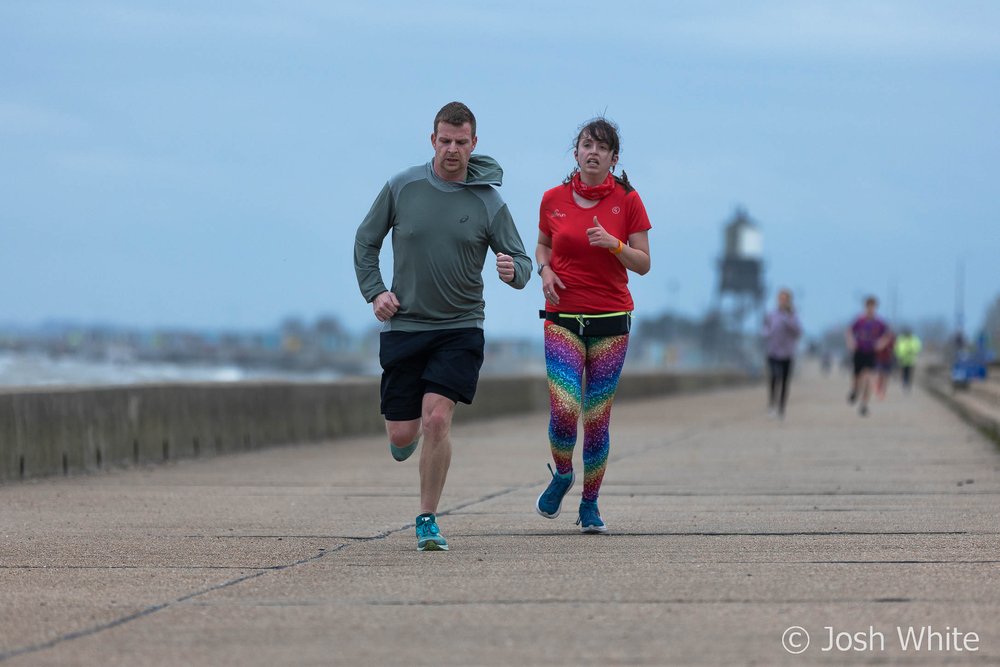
[544,321,629,502]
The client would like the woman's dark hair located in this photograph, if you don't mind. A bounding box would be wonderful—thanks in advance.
[564,117,633,192]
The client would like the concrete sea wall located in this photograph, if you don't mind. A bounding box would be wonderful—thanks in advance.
[922,362,1000,445]
[0,371,753,482]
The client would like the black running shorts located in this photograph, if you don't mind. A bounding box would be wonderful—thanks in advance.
[378,328,485,421]
[853,350,877,375]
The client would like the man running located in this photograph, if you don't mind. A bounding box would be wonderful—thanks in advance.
[354,102,532,550]
[846,296,892,417]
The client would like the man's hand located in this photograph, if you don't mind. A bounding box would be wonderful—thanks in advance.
[496,252,515,283]
[372,291,400,322]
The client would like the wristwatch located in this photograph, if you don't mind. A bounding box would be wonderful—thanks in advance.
[537,264,547,276]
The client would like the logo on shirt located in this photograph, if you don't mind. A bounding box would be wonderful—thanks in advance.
[458,215,469,224]
[551,209,567,218]
[611,206,621,215]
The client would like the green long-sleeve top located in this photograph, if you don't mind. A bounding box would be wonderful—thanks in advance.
[354,155,532,332]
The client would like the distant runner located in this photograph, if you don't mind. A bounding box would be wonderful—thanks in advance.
[762,288,802,419]
[846,296,892,417]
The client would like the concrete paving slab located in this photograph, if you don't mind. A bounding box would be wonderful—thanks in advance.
[0,567,265,654]
[12,599,998,667]
[1,365,998,665]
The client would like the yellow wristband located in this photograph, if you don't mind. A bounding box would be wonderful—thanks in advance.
[609,238,624,255]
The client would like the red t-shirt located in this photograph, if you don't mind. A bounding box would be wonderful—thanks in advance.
[539,181,652,313]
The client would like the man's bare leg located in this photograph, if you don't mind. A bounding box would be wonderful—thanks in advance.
[858,369,872,415]
[418,392,455,514]
[386,419,421,461]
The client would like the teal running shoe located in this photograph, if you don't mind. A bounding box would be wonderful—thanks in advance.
[536,463,575,519]
[576,500,608,534]
[390,436,420,462]
[415,513,448,551]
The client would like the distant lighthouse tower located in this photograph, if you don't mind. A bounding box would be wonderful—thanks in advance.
[709,207,766,365]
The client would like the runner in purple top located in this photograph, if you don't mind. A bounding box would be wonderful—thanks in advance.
[762,288,802,419]
[845,296,893,416]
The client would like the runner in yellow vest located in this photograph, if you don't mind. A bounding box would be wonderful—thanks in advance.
[894,328,922,392]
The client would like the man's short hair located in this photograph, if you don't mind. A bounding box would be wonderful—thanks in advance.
[865,296,878,307]
[434,101,476,137]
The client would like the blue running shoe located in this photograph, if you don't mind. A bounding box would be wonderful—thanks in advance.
[390,436,420,462]
[415,513,448,551]
[576,500,608,534]
[536,463,574,519]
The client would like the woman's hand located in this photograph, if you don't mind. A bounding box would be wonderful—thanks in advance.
[540,266,566,305]
[586,216,620,249]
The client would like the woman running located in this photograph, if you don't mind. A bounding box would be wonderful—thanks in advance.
[534,117,652,534]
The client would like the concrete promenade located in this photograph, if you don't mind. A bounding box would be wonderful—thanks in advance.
[1,366,998,665]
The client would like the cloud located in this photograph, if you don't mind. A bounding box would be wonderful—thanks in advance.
[51,149,145,174]
[92,4,318,41]
[355,1,1000,62]
[0,101,85,136]
[654,1,1000,61]
[2,1,330,44]
[14,2,998,63]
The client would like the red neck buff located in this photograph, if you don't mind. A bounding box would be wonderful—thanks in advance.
[571,171,616,200]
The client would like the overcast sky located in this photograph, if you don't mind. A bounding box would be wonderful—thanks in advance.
[2,1,998,339]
